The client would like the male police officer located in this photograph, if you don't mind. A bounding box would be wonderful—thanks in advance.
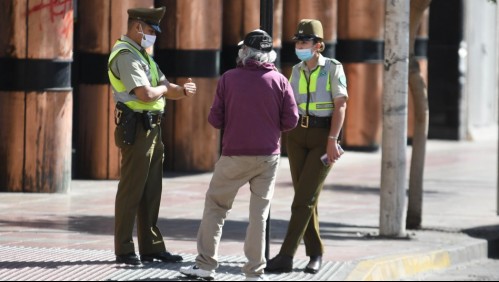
[108,6,197,266]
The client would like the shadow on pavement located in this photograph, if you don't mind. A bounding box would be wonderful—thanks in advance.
[464,224,499,258]
[0,216,389,242]
[0,260,114,269]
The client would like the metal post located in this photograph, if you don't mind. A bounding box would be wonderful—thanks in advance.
[260,0,274,260]
[260,0,274,33]
[496,0,499,216]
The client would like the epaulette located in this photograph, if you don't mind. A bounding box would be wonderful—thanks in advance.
[108,49,132,71]
[116,49,132,55]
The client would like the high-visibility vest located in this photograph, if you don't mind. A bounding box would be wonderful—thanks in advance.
[289,58,341,117]
[108,40,165,112]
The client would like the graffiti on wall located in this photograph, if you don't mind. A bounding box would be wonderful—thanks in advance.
[28,0,73,38]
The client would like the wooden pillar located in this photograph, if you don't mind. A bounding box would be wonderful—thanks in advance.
[337,0,385,150]
[74,0,152,180]
[155,0,221,172]
[0,0,73,193]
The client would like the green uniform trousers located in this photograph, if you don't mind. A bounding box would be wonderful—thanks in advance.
[114,122,166,256]
[280,125,332,257]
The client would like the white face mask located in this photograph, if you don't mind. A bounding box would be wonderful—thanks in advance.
[138,25,156,49]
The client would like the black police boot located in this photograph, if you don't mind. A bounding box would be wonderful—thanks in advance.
[140,251,183,263]
[304,255,322,274]
[264,254,293,273]
[116,253,141,265]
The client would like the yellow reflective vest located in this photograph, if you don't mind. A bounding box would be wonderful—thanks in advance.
[289,58,343,117]
[108,40,165,112]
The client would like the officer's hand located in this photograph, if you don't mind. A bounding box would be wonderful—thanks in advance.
[183,78,197,97]
[327,140,343,164]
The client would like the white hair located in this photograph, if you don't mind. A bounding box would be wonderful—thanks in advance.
[237,46,277,66]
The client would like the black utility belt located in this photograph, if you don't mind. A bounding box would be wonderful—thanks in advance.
[115,102,164,145]
[299,115,331,128]
[135,111,163,125]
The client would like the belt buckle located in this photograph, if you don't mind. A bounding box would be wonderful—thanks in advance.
[301,115,309,128]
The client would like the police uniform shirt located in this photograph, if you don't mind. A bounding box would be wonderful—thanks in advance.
[298,54,348,101]
[109,35,169,95]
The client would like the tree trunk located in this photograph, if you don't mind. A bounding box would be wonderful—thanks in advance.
[406,0,432,229]
[380,0,410,237]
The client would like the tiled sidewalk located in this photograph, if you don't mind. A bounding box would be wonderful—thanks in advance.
[0,130,498,280]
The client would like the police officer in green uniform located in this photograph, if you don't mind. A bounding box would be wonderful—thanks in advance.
[108,6,197,266]
[266,19,348,274]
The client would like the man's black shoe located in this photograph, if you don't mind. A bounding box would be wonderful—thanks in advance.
[116,253,142,265]
[264,254,293,273]
[304,255,322,274]
[140,251,183,263]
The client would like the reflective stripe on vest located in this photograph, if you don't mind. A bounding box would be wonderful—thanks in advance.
[290,59,334,117]
[108,40,165,112]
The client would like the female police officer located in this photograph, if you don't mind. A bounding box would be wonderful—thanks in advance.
[265,19,348,274]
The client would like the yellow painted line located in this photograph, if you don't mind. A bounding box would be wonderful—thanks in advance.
[345,250,451,281]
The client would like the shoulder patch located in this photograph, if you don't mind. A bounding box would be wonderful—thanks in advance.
[108,49,132,70]
[339,75,347,87]
[116,48,132,54]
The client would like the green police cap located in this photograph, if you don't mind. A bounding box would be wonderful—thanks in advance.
[128,6,166,33]
[293,19,324,41]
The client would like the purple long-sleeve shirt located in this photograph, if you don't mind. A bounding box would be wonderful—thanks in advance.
[208,60,299,156]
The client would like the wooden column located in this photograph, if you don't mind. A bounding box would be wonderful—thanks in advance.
[155,0,221,172]
[337,0,385,150]
[74,0,152,180]
[0,0,73,193]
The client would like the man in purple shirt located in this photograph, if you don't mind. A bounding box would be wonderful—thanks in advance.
[180,29,298,281]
